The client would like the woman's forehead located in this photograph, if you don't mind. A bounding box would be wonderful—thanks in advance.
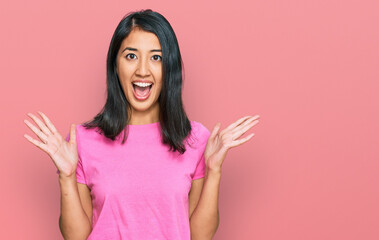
[121,29,161,51]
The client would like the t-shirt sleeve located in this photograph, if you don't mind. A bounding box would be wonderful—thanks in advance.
[192,123,211,180]
[55,127,87,185]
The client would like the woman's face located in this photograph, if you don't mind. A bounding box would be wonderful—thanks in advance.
[116,27,163,123]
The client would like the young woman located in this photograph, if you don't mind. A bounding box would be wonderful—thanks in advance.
[23,9,260,240]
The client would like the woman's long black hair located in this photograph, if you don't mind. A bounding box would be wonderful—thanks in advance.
[82,9,192,154]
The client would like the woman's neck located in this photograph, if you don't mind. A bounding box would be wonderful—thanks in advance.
[128,103,160,125]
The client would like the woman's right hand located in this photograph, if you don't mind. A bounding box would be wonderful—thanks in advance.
[23,111,78,178]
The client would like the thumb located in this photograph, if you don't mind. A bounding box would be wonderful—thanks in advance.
[69,124,76,145]
[209,122,221,141]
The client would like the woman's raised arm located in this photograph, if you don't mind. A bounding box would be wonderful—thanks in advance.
[24,111,91,239]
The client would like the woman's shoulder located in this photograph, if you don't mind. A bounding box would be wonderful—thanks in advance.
[73,123,92,137]
[72,123,106,142]
[190,120,209,134]
[189,120,211,144]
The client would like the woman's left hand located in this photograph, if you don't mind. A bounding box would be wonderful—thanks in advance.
[204,115,260,173]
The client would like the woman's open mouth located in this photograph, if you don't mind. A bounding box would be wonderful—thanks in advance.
[132,82,153,101]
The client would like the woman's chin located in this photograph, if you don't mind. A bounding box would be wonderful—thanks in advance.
[129,97,159,112]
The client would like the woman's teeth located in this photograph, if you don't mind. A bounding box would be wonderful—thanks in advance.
[133,82,152,87]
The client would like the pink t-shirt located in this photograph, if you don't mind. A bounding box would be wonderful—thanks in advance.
[57,120,210,239]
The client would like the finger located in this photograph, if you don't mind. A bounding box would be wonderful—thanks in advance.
[232,119,259,140]
[219,115,252,136]
[37,111,58,135]
[231,116,258,134]
[209,122,221,141]
[24,133,51,154]
[27,112,53,136]
[24,119,48,143]
[229,132,255,148]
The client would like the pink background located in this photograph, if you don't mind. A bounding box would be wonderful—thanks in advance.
[1,0,378,239]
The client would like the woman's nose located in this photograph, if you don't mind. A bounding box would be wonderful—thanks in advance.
[136,58,150,77]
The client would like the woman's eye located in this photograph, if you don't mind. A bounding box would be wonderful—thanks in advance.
[152,55,162,61]
[126,53,136,60]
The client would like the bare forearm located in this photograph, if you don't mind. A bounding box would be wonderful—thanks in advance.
[190,169,221,240]
[59,175,91,240]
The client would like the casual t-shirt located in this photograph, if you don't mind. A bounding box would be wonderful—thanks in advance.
[57,120,210,240]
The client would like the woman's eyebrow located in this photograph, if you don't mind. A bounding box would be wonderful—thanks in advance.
[122,47,162,53]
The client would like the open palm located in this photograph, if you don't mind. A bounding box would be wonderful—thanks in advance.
[204,115,260,173]
[23,111,78,177]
